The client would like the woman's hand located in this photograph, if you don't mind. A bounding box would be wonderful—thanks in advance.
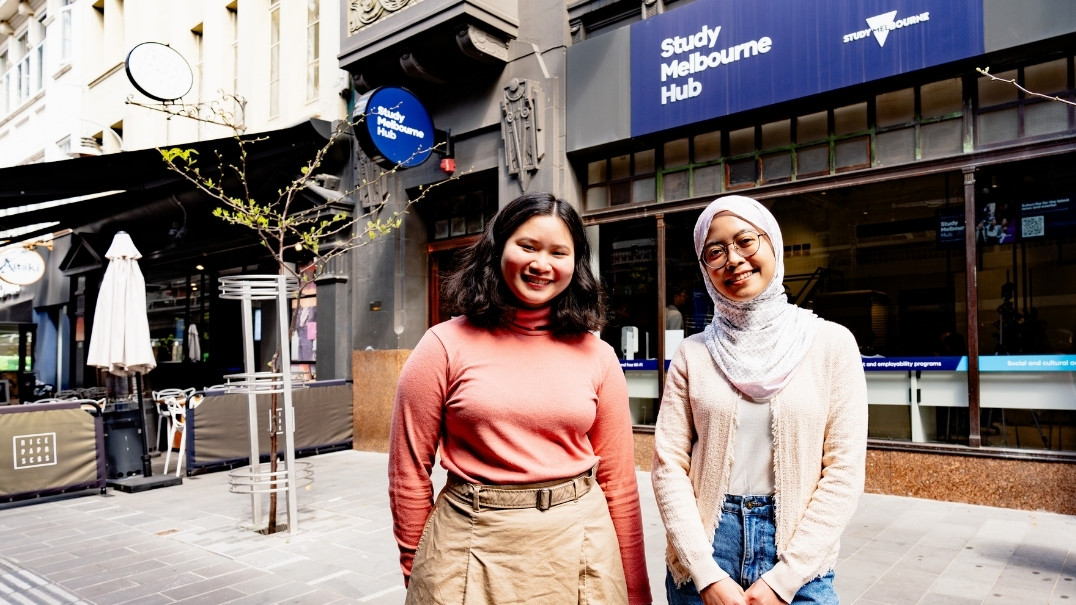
[700,578,746,605]
[744,579,786,605]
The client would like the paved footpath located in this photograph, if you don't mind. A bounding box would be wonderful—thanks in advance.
[0,449,1073,604]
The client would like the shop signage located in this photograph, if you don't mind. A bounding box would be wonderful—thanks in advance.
[862,356,966,372]
[974,196,1075,245]
[0,247,45,286]
[1018,196,1074,240]
[13,433,57,469]
[125,42,194,102]
[936,208,965,248]
[353,87,435,169]
[980,355,1076,372]
[630,0,984,136]
[860,355,1076,372]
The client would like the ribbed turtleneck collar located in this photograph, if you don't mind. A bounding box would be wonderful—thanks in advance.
[508,306,552,332]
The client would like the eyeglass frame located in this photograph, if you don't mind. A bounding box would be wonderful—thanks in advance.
[698,231,768,270]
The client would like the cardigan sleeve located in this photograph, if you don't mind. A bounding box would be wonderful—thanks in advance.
[387,329,449,584]
[761,327,868,601]
[588,347,653,605]
[651,343,731,593]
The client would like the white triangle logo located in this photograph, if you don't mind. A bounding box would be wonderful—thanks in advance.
[865,11,898,47]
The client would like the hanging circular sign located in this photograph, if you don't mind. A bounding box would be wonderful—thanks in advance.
[353,87,434,169]
[0,248,45,286]
[125,42,194,102]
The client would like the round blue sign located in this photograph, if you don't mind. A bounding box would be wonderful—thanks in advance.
[353,87,434,169]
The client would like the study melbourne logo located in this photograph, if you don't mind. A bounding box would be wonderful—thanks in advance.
[843,10,930,48]
[657,24,773,105]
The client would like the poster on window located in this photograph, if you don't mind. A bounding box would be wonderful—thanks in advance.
[1017,196,1075,240]
[974,200,1017,246]
[291,297,316,363]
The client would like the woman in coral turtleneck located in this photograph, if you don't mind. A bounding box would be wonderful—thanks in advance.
[389,192,651,604]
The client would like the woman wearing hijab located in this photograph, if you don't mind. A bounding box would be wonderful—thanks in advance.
[389,192,651,604]
[652,195,868,605]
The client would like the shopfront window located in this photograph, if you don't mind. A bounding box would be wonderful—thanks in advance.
[645,176,970,440]
[597,219,659,425]
[147,276,209,364]
[975,159,1076,452]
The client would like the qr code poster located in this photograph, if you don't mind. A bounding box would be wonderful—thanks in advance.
[13,433,57,469]
[1022,215,1045,239]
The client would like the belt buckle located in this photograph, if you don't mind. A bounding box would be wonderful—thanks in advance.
[537,488,552,511]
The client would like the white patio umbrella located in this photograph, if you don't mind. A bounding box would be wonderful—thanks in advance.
[87,232,157,376]
[87,231,159,480]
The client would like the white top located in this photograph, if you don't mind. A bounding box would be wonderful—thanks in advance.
[727,396,775,496]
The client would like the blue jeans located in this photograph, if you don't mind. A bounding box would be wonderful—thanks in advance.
[666,495,837,605]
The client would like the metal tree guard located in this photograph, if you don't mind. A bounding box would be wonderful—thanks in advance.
[218,275,313,534]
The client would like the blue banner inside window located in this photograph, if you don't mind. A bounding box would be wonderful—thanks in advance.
[861,355,1076,372]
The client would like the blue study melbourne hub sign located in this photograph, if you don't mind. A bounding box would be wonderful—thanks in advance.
[630,0,985,136]
[353,86,435,169]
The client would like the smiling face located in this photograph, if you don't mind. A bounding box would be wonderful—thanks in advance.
[500,214,576,309]
[703,213,775,302]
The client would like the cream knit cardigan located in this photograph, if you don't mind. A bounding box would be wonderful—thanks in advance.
[652,321,868,602]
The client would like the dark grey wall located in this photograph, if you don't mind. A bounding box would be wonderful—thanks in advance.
[983,0,1076,53]
[566,27,632,154]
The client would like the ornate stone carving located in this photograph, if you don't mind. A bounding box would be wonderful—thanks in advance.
[500,78,544,190]
[355,148,389,211]
[456,24,509,63]
[348,0,421,34]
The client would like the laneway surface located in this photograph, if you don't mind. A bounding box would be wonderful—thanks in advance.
[0,449,1073,604]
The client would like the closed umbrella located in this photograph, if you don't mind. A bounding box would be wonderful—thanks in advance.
[87,231,165,484]
[87,232,156,376]
[187,323,201,362]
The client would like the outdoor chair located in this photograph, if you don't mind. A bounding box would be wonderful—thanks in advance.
[152,388,194,453]
[161,396,190,477]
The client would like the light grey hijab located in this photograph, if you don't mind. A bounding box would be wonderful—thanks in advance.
[693,195,821,399]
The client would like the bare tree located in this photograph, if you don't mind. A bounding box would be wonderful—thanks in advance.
[977,67,1076,107]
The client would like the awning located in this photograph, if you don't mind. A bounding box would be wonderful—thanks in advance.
[0,118,345,277]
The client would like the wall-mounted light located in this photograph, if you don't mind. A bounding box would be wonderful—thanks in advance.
[369,300,382,311]
[195,264,204,271]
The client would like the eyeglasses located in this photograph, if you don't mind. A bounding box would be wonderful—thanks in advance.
[699,231,766,269]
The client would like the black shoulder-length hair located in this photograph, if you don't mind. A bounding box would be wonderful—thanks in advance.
[443,192,607,336]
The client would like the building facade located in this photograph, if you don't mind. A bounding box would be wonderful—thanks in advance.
[339,0,1076,511]
[0,0,350,397]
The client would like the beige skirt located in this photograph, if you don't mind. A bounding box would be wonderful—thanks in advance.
[406,472,628,605]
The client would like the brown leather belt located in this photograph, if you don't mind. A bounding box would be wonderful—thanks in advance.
[445,464,597,512]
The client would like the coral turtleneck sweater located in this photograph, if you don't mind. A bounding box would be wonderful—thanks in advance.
[388,307,651,604]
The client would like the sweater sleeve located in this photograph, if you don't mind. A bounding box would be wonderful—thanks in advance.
[589,348,653,605]
[651,344,731,592]
[387,329,449,584]
[761,328,869,601]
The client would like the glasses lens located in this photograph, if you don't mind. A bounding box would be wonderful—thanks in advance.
[736,234,760,257]
[703,245,726,268]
